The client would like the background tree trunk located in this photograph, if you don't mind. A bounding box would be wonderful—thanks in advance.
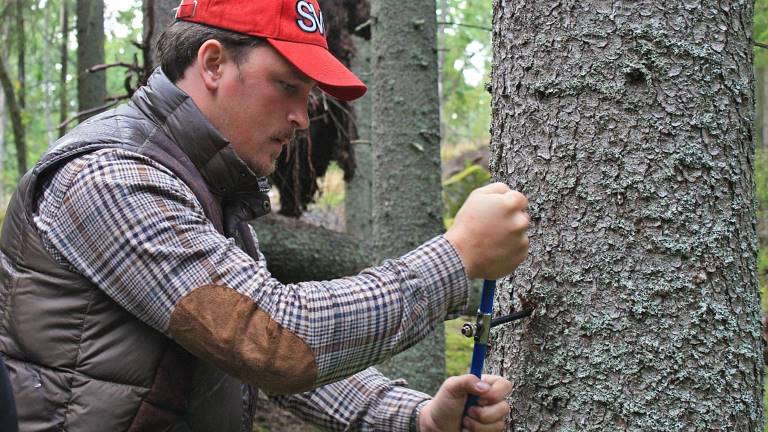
[58,0,69,138]
[763,66,768,151]
[76,0,106,121]
[43,2,54,146]
[0,80,5,202]
[487,0,763,430]
[0,56,27,178]
[16,0,25,111]
[143,0,178,70]
[346,35,373,240]
[370,0,445,394]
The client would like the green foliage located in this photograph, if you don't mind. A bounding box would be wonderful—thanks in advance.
[438,0,492,146]
[756,0,768,66]
[1,0,143,194]
[310,162,346,210]
[104,2,143,99]
[445,317,473,377]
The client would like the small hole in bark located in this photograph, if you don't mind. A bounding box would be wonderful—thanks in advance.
[625,67,646,85]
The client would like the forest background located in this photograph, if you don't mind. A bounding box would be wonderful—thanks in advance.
[0,0,766,429]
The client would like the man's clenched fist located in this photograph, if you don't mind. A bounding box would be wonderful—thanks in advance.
[419,374,512,432]
[445,182,529,279]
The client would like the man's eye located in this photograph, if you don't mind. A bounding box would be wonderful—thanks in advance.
[279,81,296,93]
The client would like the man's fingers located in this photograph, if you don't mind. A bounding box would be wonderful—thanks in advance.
[478,374,514,403]
[461,415,505,432]
[509,211,530,232]
[468,401,511,424]
[475,182,511,195]
[439,375,482,400]
[504,189,528,211]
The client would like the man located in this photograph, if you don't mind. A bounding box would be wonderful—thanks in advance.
[0,0,530,431]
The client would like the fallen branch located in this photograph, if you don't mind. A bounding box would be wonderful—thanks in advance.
[251,214,373,283]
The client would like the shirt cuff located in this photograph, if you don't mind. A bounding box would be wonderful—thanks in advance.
[401,235,471,318]
[410,399,430,432]
[373,383,431,432]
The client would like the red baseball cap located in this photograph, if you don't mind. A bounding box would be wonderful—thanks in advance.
[175,0,367,101]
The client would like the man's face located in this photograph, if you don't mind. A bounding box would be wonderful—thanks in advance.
[210,44,314,176]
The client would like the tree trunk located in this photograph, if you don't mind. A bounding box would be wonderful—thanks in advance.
[370,0,445,394]
[436,0,447,141]
[15,0,25,110]
[763,66,768,151]
[76,0,106,121]
[0,56,27,178]
[143,0,179,70]
[487,1,762,430]
[59,0,69,138]
[346,35,373,240]
[43,1,55,146]
[0,79,5,202]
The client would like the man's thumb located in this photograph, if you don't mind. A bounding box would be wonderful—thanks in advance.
[441,375,490,400]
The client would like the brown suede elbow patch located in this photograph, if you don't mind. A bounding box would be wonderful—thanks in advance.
[168,284,317,394]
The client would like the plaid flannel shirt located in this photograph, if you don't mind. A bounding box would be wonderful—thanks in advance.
[32,148,470,431]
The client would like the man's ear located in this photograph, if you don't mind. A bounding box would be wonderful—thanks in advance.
[196,40,227,91]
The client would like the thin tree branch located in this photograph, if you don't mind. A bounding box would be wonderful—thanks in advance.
[756,41,768,50]
[437,21,491,32]
[86,62,143,74]
[57,100,120,129]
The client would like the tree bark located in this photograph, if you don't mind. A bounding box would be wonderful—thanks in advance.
[0,78,5,202]
[76,0,106,121]
[487,1,762,430]
[370,0,445,394]
[15,0,25,110]
[346,35,373,240]
[58,0,69,138]
[43,1,55,146]
[763,66,768,151]
[251,214,372,283]
[143,0,178,70]
[0,55,27,178]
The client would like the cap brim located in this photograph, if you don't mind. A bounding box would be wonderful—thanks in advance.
[267,38,367,101]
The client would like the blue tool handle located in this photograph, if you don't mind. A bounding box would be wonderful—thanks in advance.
[478,279,496,314]
[463,279,496,417]
[463,342,487,414]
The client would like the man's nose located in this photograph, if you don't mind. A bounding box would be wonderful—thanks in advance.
[288,104,310,130]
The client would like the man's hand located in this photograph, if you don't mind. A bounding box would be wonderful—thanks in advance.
[419,374,512,432]
[444,182,529,279]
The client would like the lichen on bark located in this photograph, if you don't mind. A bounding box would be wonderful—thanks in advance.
[487,0,763,430]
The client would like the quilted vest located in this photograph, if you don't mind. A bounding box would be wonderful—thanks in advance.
[0,68,271,432]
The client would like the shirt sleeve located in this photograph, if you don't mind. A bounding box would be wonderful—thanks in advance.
[269,367,430,432]
[34,148,470,392]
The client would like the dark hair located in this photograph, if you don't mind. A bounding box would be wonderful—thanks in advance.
[157,21,265,82]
